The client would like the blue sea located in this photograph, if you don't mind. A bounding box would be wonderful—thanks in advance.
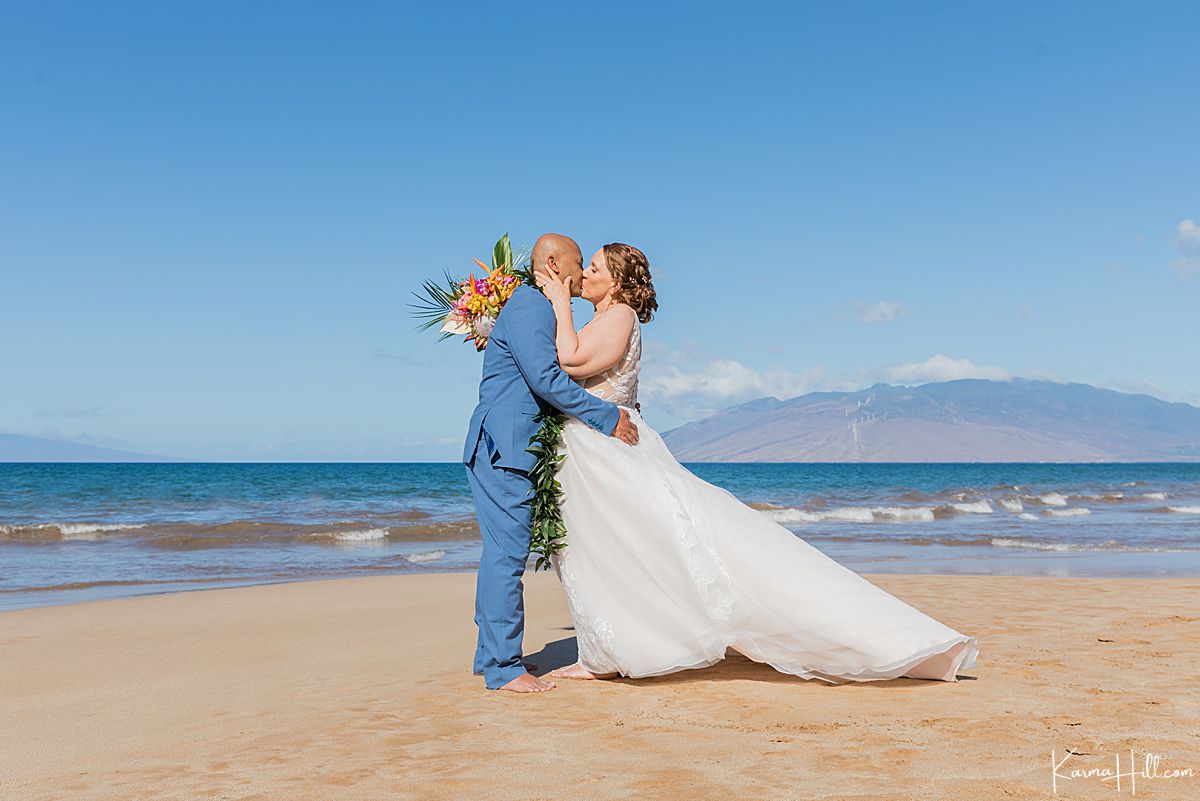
[2,462,1199,611]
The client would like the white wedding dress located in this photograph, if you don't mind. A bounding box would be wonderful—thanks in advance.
[550,319,978,683]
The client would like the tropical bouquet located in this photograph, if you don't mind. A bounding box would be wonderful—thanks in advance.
[412,234,533,351]
[411,234,568,570]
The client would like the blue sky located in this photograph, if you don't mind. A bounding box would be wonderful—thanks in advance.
[2,1,1197,460]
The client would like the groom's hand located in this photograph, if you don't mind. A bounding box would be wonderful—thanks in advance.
[611,408,639,446]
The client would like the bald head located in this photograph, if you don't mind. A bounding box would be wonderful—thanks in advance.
[531,233,584,294]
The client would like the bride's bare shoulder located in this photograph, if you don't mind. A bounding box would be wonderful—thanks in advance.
[582,302,637,333]
[611,302,639,322]
[598,303,638,331]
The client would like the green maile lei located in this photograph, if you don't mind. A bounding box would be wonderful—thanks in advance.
[515,265,570,571]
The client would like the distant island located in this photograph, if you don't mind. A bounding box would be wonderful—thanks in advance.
[0,434,177,463]
[8,379,1200,464]
[661,378,1200,462]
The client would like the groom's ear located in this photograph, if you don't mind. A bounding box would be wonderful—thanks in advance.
[545,255,558,275]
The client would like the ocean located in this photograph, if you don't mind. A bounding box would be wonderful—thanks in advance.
[2,462,1198,611]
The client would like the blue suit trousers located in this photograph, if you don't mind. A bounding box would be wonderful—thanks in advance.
[465,428,535,689]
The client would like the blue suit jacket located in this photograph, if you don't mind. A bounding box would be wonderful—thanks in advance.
[463,285,621,472]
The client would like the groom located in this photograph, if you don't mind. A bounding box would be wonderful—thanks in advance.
[464,233,639,693]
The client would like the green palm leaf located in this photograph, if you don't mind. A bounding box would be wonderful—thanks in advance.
[410,270,460,334]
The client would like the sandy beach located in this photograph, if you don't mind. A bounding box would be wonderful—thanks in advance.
[2,571,1198,800]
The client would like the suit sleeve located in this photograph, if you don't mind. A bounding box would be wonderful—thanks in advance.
[505,293,622,434]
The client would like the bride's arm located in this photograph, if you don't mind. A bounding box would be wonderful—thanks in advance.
[543,277,636,379]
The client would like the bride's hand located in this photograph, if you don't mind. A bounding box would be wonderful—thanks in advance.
[540,273,572,307]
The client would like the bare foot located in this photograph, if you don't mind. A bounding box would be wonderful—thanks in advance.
[497,672,556,693]
[548,662,619,680]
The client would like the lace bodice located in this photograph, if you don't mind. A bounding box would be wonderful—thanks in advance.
[579,317,641,408]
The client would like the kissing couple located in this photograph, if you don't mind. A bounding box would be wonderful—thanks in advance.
[463,233,978,693]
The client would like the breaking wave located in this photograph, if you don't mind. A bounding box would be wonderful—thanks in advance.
[406,549,446,563]
[1028,492,1069,507]
[763,506,936,524]
[990,538,1187,553]
[1045,508,1092,517]
[0,518,479,547]
[315,528,390,542]
[948,500,994,515]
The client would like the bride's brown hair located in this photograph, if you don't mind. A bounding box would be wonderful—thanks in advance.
[603,243,658,323]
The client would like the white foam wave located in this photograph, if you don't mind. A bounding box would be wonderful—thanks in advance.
[991,537,1182,553]
[950,500,994,514]
[1166,506,1200,514]
[1032,492,1069,507]
[326,528,390,542]
[0,523,51,536]
[1045,508,1091,517]
[762,508,822,524]
[1079,492,1124,502]
[998,498,1024,513]
[0,522,145,540]
[991,537,1077,552]
[820,507,878,523]
[406,549,446,563]
[58,523,147,540]
[763,506,935,524]
[59,523,146,535]
[873,506,937,522]
[1142,492,1166,500]
[1017,513,1039,521]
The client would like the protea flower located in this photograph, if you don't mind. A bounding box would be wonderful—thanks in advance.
[473,314,495,339]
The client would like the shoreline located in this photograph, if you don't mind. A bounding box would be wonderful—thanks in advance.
[7,548,1200,613]
[2,570,1199,799]
[5,463,1197,614]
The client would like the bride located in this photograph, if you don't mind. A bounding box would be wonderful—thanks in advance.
[536,243,978,684]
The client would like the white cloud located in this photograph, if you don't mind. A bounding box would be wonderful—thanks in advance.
[637,347,1192,422]
[856,301,908,324]
[881,354,1011,384]
[1099,378,1173,399]
[641,353,1021,421]
[1170,218,1200,278]
[641,360,826,419]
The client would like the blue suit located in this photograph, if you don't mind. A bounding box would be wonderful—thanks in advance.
[463,284,620,689]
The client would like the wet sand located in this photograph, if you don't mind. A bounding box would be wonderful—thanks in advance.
[2,571,1198,800]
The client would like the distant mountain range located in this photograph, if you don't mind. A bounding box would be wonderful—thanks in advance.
[8,379,1200,463]
[0,434,177,463]
[661,379,1200,462]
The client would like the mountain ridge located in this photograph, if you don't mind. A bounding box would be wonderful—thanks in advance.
[660,378,1200,462]
[0,434,180,463]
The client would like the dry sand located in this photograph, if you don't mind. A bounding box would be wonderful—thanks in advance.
[2,571,1198,800]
